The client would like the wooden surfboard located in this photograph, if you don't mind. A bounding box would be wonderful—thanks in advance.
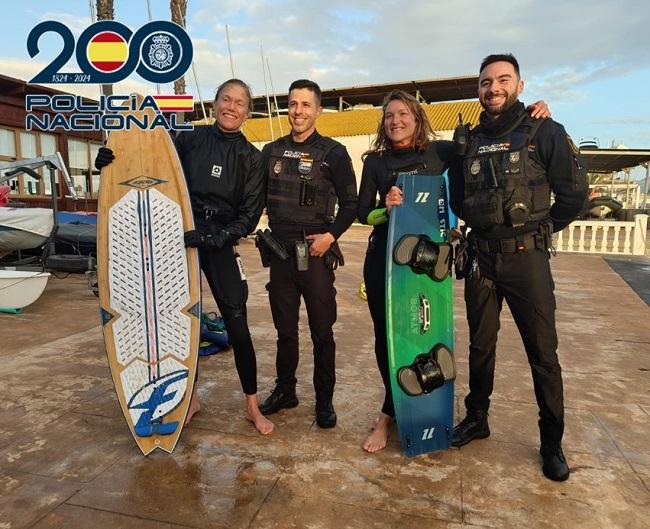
[386,173,456,457]
[97,96,200,455]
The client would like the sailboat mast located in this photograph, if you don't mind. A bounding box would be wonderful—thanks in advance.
[260,45,274,141]
[145,0,161,95]
[225,24,235,78]
[266,57,284,137]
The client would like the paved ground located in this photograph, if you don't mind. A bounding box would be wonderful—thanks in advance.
[2,224,649,529]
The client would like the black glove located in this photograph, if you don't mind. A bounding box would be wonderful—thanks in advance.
[95,147,115,170]
[184,229,229,249]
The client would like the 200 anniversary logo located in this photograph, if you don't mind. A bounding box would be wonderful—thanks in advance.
[26,19,194,131]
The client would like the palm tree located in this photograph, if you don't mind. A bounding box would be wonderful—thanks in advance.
[170,0,187,95]
[96,0,114,97]
[96,0,114,21]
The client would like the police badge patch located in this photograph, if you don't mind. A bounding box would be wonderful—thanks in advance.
[470,159,481,175]
[273,160,282,175]
[148,35,174,70]
[298,158,313,176]
[509,152,520,163]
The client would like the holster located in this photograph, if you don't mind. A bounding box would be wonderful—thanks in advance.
[256,237,272,267]
[325,241,344,271]
[255,229,289,267]
[452,229,471,280]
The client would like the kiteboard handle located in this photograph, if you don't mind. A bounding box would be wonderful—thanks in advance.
[419,293,430,334]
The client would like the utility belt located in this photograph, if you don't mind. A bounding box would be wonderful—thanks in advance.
[255,229,344,272]
[455,223,555,287]
[471,223,553,254]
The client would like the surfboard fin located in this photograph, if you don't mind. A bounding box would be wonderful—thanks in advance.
[393,235,452,282]
[397,344,456,397]
[134,420,180,437]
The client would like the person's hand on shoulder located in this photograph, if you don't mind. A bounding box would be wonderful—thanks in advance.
[527,100,551,119]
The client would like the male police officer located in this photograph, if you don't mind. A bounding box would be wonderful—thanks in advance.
[449,54,588,481]
[258,79,358,428]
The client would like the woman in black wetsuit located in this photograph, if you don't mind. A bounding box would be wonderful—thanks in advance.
[357,90,453,452]
[357,90,548,452]
[96,79,274,436]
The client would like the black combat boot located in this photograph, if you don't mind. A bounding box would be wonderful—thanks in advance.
[451,410,490,447]
[259,386,299,415]
[315,400,337,428]
[540,444,570,482]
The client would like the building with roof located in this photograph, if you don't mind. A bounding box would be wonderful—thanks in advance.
[579,148,650,210]
[0,74,103,210]
[188,76,484,180]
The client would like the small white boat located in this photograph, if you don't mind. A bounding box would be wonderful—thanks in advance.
[0,270,50,310]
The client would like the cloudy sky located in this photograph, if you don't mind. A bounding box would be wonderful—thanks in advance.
[3,0,650,158]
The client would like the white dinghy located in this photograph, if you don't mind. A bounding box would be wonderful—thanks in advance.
[0,270,50,312]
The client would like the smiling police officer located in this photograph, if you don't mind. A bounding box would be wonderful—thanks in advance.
[449,54,588,481]
[258,79,358,428]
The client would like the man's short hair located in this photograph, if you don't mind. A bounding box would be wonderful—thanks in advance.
[480,54,520,77]
[288,79,322,105]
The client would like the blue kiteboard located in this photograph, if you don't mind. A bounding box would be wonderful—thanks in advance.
[386,172,456,457]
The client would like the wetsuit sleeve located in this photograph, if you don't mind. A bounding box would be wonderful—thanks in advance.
[223,147,265,239]
[357,154,382,225]
[367,207,389,225]
[325,144,358,239]
[536,121,589,232]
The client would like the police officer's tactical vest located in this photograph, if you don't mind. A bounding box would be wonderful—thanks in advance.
[462,114,548,230]
[266,135,338,226]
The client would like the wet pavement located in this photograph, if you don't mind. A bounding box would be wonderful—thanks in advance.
[2,224,649,529]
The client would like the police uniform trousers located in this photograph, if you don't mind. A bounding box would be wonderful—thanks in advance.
[268,252,337,404]
[199,244,257,395]
[464,247,564,446]
[363,227,395,418]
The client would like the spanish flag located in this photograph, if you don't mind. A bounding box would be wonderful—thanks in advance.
[153,95,195,112]
[87,32,128,73]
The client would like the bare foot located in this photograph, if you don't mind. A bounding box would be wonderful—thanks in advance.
[184,389,200,426]
[369,415,380,431]
[363,414,392,453]
[246,395,275,435]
